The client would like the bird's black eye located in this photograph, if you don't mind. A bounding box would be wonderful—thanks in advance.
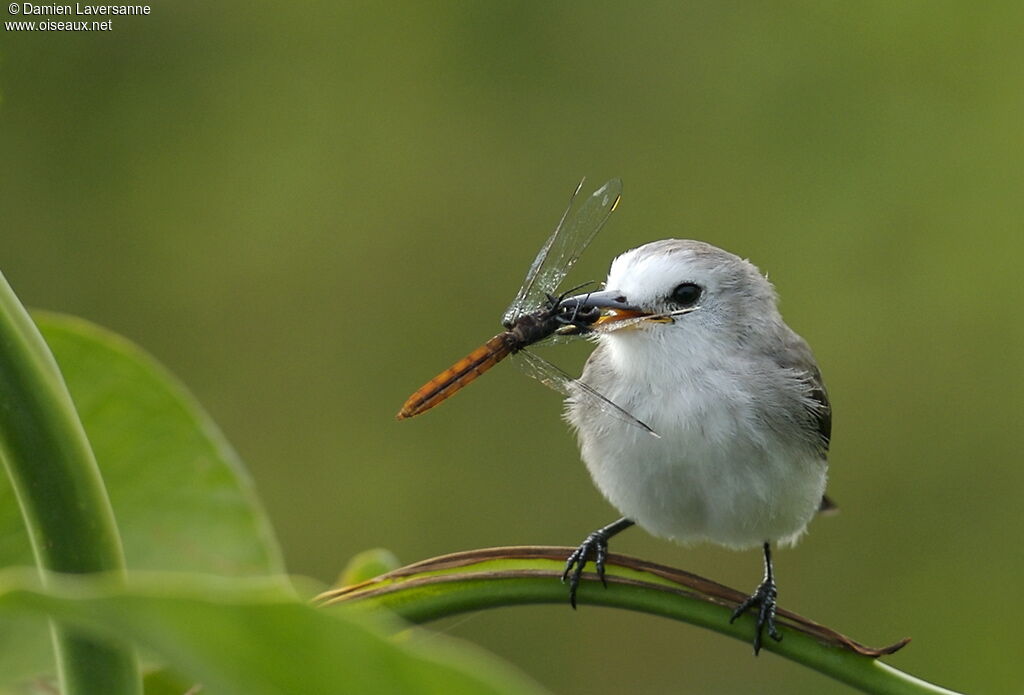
[670,282,702,307]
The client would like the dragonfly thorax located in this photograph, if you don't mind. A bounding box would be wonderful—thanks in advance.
[506,298,602,353]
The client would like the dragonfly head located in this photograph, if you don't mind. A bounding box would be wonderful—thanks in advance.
[558,289,654,328]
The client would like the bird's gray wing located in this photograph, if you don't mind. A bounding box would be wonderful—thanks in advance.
[776,330,832,456]
[775,329,834,515]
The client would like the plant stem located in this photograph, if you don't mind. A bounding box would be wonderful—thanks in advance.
[0,274,140,695]
[320,547,963,695]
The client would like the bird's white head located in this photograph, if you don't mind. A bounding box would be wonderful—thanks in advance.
[565,240,787,377]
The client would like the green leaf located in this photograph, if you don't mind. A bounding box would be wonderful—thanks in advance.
[141,667,198,695]
[0,277,140,695]
[0,570,548,695]
[338,548,402,586]
[36,312,283,575]
[0,313,285,690]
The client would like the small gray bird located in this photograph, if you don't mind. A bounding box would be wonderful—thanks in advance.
[560,239,832,655]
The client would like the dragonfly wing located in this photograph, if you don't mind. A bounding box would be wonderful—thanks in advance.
[502,178,623,326]
[503,178,584,324]
[515,348,657,436]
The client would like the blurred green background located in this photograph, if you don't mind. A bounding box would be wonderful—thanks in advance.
[3,3,1022,693]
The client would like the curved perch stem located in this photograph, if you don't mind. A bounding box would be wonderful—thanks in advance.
[319,546,961,695]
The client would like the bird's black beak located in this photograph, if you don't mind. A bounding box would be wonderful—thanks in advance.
[562,289,638,311]
[559,289,650,326]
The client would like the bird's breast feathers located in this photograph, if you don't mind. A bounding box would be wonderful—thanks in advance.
[568,341,827,549]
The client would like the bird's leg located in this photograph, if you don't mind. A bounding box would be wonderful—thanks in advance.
[729,542,783,655]
[561,517,635,608]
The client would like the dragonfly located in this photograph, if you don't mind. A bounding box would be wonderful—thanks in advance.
[396,178,668,435]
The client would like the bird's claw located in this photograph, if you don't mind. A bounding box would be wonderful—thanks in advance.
[561,530,611,608]
[729,578,782,655]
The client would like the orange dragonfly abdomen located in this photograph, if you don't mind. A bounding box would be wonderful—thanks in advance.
[397,332,517,419]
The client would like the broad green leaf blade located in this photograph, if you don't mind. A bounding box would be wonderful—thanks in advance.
[0,313,285,690]
[0,570,549,695]
[35,312,283,575]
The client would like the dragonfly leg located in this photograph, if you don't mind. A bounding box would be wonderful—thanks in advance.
[561,517,635,608]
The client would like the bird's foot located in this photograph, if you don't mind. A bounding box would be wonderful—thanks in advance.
[561,530,612,608]
[729,578,782,655]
